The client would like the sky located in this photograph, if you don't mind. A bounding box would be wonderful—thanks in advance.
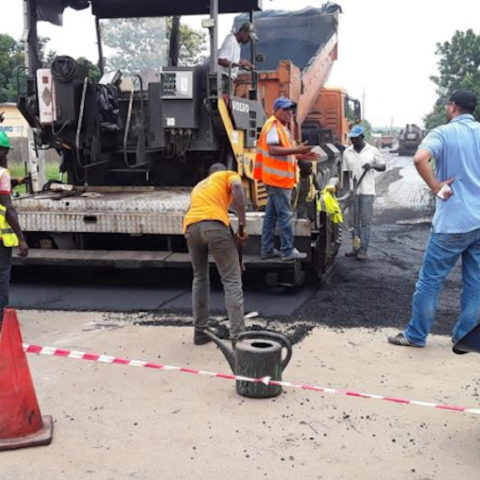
[2,0,480,128]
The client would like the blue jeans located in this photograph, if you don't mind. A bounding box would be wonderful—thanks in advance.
[358,194,374,253]
[261,186,294,256]
[404,228,480,346]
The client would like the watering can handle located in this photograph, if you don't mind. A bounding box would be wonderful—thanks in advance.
[238,331,292,370]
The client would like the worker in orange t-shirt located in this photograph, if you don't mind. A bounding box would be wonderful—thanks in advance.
[183,163,248,345]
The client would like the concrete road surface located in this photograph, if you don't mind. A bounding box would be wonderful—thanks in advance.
[0,311,479,480]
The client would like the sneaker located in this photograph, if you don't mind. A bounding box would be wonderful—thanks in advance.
[387,332,423,347]
[281,248,307,262]
[261,248,281,260]
[356,252,368,261]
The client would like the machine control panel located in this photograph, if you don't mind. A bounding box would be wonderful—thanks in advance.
[161,70,193,99]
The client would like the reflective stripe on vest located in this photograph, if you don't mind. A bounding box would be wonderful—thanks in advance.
[0,200,19,247]
[254,116,296,189]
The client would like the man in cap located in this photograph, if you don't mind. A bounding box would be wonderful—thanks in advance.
[389,89,480,349]
[0,132,28,329]
[183,163,247,345]
[342,124,386,260]
[218,22,257,80]
[254,97,319,261]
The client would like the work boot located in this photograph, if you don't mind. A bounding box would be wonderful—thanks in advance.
[344,250,358,258]
[193,326,227,346]
[356,251,368,261]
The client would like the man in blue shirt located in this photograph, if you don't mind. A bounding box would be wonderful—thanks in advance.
[388,89,480,349]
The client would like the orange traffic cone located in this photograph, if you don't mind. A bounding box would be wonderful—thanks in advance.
[0,308,53,450]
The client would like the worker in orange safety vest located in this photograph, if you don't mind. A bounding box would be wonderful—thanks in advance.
[254,97,319,261]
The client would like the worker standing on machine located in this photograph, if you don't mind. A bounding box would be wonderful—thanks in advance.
[0,132,28,329]
[183,163,248,346]
[218,22,257,80]
[254,97,319,261]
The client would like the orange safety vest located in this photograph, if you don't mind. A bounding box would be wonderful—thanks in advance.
[254,115,296,189]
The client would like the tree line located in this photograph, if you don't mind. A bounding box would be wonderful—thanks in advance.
[0,18,206,103]
[1,25,478,130]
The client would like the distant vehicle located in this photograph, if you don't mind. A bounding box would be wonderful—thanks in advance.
[398,124,424,156]
[380,135,395,149]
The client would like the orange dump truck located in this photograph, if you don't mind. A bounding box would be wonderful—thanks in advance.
[235,6,360,147]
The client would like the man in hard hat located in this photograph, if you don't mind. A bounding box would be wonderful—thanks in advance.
[218,22,257,80]
[0,132,28,328]
[183,163,247,345]
[342,125,386,260]
[254,97,319,261]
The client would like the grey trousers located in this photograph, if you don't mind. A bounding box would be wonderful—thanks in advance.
[185,221,245,339]
[0,243,12,327]
[358,194,375,253]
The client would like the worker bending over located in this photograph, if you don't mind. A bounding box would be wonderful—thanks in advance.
[183,163,248,345]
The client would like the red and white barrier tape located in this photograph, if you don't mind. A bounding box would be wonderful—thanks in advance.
[23,342,480,416]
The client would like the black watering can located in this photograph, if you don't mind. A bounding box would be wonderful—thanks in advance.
[205,330,292,398]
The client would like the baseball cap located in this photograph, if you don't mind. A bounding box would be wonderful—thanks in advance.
[348,125,365,138]
[273,97,297,111]
[449,89,477,112]
[240,22,258,42]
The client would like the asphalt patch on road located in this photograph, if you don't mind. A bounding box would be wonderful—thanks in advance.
[294,206,463,338]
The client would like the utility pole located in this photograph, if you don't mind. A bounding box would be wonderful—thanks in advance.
[362,87,366,121]
[23,0,45,192]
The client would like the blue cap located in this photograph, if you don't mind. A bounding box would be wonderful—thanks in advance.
[273,97,297,111]
[348,125,365,138]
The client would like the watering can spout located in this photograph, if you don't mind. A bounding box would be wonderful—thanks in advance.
[204,329,236,372]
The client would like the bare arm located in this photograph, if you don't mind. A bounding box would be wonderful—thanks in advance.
[269,141,313,157]
[0,194,28,256]
[231,181,248,242]
[372,154,386,172]
[413,148,454,198]
[218,58,232,68]
[231,181,246,226]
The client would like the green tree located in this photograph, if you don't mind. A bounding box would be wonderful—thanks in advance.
[175,21,207,66]
[76,57,101,82]
[424,29,480,129]
[0,34,24,102]
[101,17,206,81]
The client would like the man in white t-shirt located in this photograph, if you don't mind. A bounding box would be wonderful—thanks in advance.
[342,125,386,260]
[218,22,257,80]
